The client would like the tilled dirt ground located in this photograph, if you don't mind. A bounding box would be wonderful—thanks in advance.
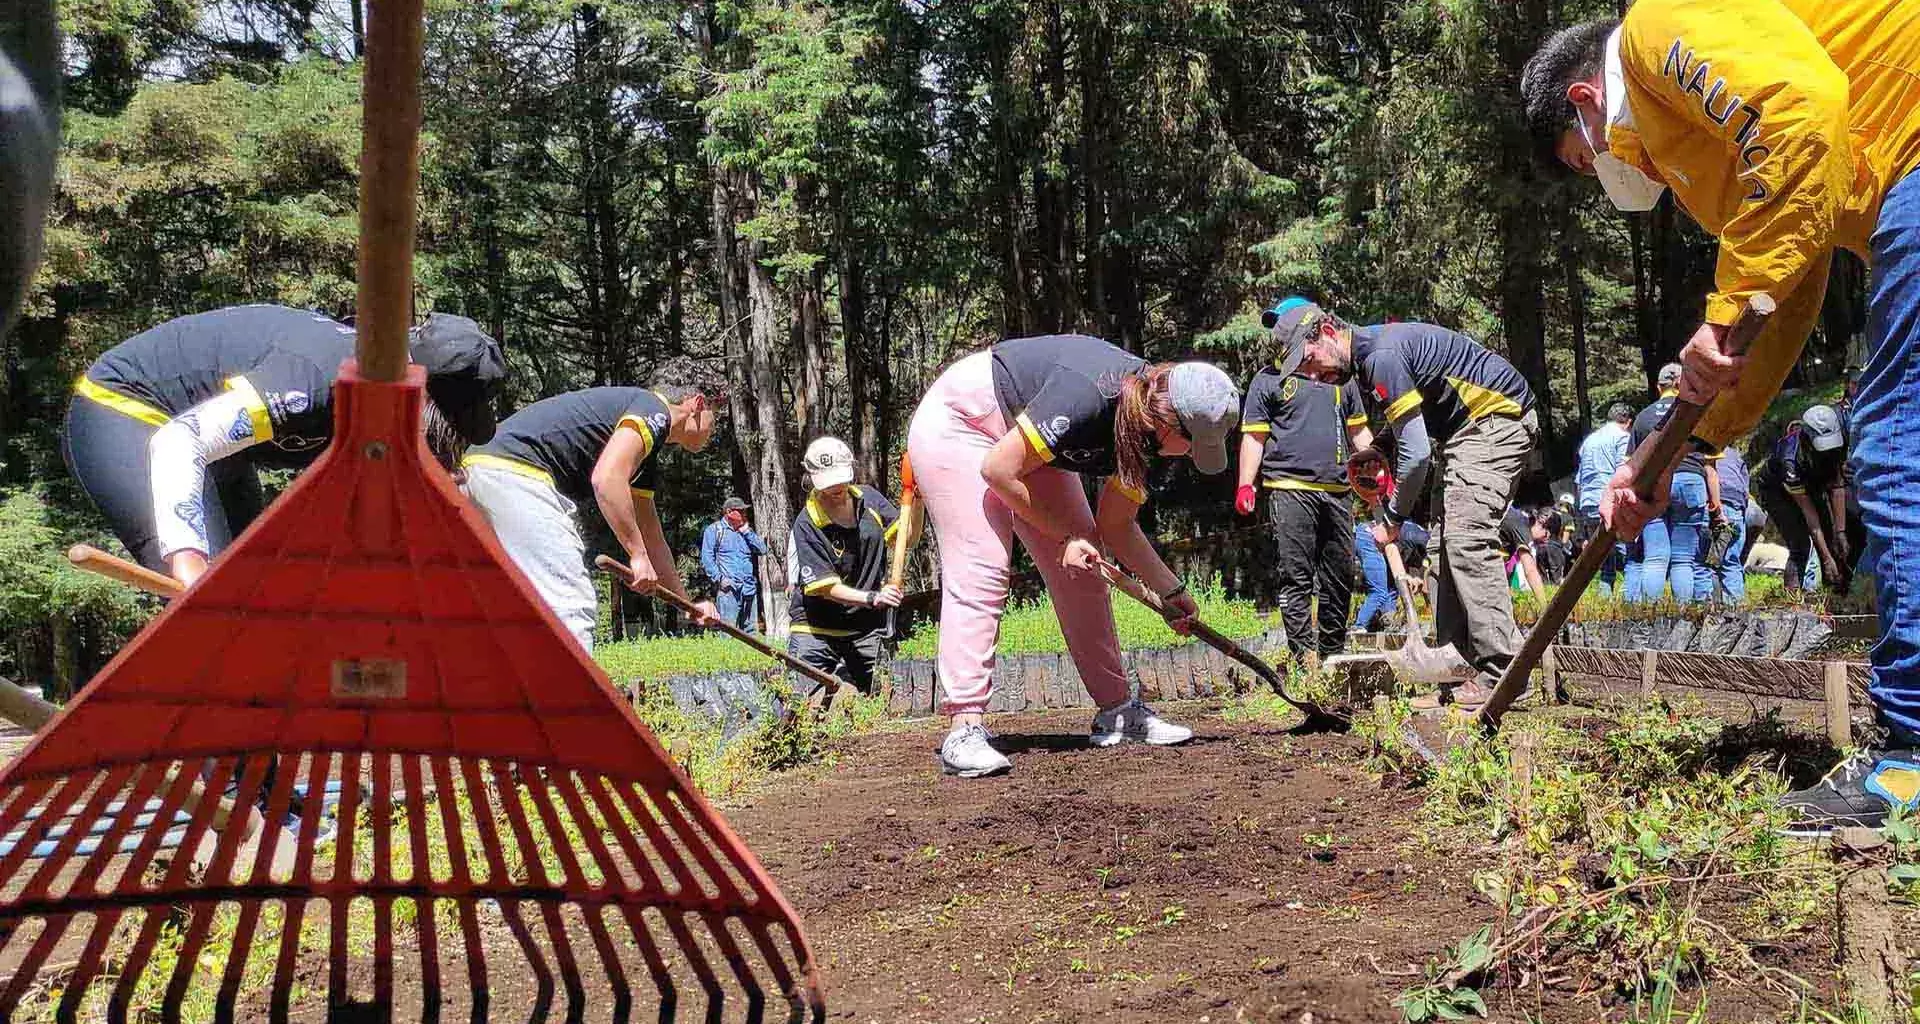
[723,705,1838,1024]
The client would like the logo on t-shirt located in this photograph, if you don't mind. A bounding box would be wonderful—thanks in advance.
[649,412,668,433]
[1043,416,1070,445]
[228,410,254,443]
[800,565,816,583]
[274,435,326,453]
[284,391,311,415]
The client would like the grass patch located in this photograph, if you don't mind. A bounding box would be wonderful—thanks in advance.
[895,575,1269,661]
[595,633,770,684]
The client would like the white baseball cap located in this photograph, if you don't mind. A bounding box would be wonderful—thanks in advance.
[1168,362,1241,475]
[803,436,856,489]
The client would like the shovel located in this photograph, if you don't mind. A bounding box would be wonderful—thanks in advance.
[1092,558,1348,730]
[882,453,922,641]
[1324,482,1475,688]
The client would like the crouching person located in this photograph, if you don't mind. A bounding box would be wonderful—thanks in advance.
[787,437,906,699]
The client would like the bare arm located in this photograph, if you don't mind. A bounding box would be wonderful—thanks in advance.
[1517,548,1547,603]
[1095,480,1180,597]
[980,431,1084,543]
[591,427,650,564]
[633,492,698,605]
[1704,459,1723,517]
[1235,432,1262,491]
[1791,490,1839,572]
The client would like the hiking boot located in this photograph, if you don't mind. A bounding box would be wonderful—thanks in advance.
[938,723,1011,778]
[1090,700,1194,748]
[1779,747,1920,836]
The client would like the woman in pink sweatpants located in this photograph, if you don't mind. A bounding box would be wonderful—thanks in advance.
[905,334,1241,777]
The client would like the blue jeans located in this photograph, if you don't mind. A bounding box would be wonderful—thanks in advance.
[1709,510,1747,603]
[1860,170,1920,745]
[1580,508,1631,596]
[1354,521,1397,631]
[716,586,759,633]
[1634,473,1708,604]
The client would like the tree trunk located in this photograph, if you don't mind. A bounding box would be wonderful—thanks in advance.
[988,27,1031,337]
[349,0,364,58]
[1565,225,1592,430]
[792,176,829,450]
[834,184,881,489]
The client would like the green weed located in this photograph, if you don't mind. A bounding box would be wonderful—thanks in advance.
[893,574,1267,660]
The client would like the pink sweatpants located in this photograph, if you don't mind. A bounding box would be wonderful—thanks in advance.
[906,351,1129,715]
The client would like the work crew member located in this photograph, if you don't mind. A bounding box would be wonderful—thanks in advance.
[786,437,906,697]
[1235,299,1373,663]
[904,334,1238,777]
[701,497,770,632]
[1272,299,1537,710]
[1628,364,1710,605]
[1751,407,1858,596]
[63,305,504,585]
[461,368,725,651]
[1523,2,1920,829]
[1499,507,1552,601]
[1576,403,1636,594]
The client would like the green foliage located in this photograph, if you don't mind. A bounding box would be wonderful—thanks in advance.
[893,576,1268,661]
[595,634,772,684]
[1394,925,1491,1022]
[0,488,149,683]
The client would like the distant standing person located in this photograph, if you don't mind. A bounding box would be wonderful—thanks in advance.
[1629,365,1708,605]
[1236,299,1373,663]
[703,496,770,632]
[1271,298,1537,709]
[1751,406,1859,596]
[1576,403,1635,595]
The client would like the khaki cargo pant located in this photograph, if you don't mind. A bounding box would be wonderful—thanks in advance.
[1426,411,1538,677]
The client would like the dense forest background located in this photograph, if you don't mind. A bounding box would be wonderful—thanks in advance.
[0,0,1866,686]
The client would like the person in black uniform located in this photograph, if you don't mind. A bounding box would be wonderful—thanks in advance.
[1752,405,1861,595]
[786,436,911,697]
[1271,297,1537,709]
[1236,300,1374,662]
[63,304,505,585]
[461,362,728,651]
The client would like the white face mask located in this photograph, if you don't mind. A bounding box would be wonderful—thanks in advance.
[1578,110,1666,212]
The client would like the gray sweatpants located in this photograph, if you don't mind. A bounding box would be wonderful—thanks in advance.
[464,463,598,651]
[1430,412,1537,677]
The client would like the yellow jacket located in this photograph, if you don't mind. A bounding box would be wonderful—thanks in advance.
[1610,0,1920,447]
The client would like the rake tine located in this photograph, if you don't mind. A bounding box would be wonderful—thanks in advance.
[0,912,77,1014]
[610,782,708,900]
[458,758,512,890]
[655,788,751,903]
[582,775,665,896]
[400,757,443,1020]
[213,761,300,1023]
[372,757,396,1012]
[59,907,126,1020]
[548,770,620,890]
[328,755,364,1008]
[519,763,589,887]
[28,765,133,902]
[270,898,307,1024]
[698,910,766,1021]
[435,759,490,1017]
[162,756,273,1016]
[0,776,66,884]
[272,754,332,1023]
[109,762,234,1021]
[242,753,302,884]
[487,760,552,889]
[56,766,169,1019]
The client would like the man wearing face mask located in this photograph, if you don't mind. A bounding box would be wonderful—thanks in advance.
[1521,4,1920,833]
[1271,299,1536,710]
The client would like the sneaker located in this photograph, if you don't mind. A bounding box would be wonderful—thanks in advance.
[1409,676,1495,712]
[1090,700,1194,748]
[938,724,1012,778]
[1779,748,1920,836]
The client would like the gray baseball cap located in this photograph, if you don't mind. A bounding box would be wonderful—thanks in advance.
[1802,404,1845,452]
[1264,297,1325,378]
[1168,362,1240,475]
[1657,362,1683,390]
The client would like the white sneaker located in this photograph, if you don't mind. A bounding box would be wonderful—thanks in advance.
[1090,700,1194,748]
[939,724,1012,778]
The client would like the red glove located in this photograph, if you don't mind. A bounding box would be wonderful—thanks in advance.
[1234,484,1258,516]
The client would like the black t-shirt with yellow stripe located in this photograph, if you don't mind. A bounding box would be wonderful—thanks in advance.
[789,486,900,635]
[990,334,1149,500]
[467,387,670,502]
[1240,369,1367,491]
[1351,322,1533,446]
[81,304,351,468]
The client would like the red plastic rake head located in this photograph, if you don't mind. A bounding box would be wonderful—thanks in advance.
[0,365,824,1021]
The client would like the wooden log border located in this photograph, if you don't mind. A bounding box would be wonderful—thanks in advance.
[1544,644,1870,748]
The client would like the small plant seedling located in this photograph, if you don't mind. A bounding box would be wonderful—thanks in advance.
[1159,905,1186,927]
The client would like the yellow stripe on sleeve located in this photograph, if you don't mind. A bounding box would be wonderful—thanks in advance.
[73,377,170,427]
[1240,423,1272,435]
[1384,390,1423,422]
[802,574,842,595]
[223,376,275,442]
[615,414,657,462]
[1016,412,1056,462]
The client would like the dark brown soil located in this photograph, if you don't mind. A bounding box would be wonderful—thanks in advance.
[722,706,1844,1024]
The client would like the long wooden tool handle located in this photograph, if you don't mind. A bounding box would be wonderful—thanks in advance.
[1477,294,1776,731]
[1094,561,1262,679]
[887,490,915,590]
[68,544,184,599]
[594,555,847,693]
[355,0,427,382]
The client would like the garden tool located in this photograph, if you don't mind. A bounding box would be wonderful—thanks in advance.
[882,452,922,641]
[1093,557,1348,730]
[69,542,183,599]
[1323,455,1473,687]
[0,6,824,1019]
[1473,293,1777,744]
[597,553,848,697]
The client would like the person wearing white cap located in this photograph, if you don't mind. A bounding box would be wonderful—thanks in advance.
[1270,298,1537,710]
[905,335,1240,777]
[784,437,907,697]
[1752,405,1859,596]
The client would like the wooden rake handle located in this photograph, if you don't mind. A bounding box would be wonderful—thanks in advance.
[594,555,848,694]
[68,544,184,599]
[1093,560,1259,680]
[1477,293,1776,731]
